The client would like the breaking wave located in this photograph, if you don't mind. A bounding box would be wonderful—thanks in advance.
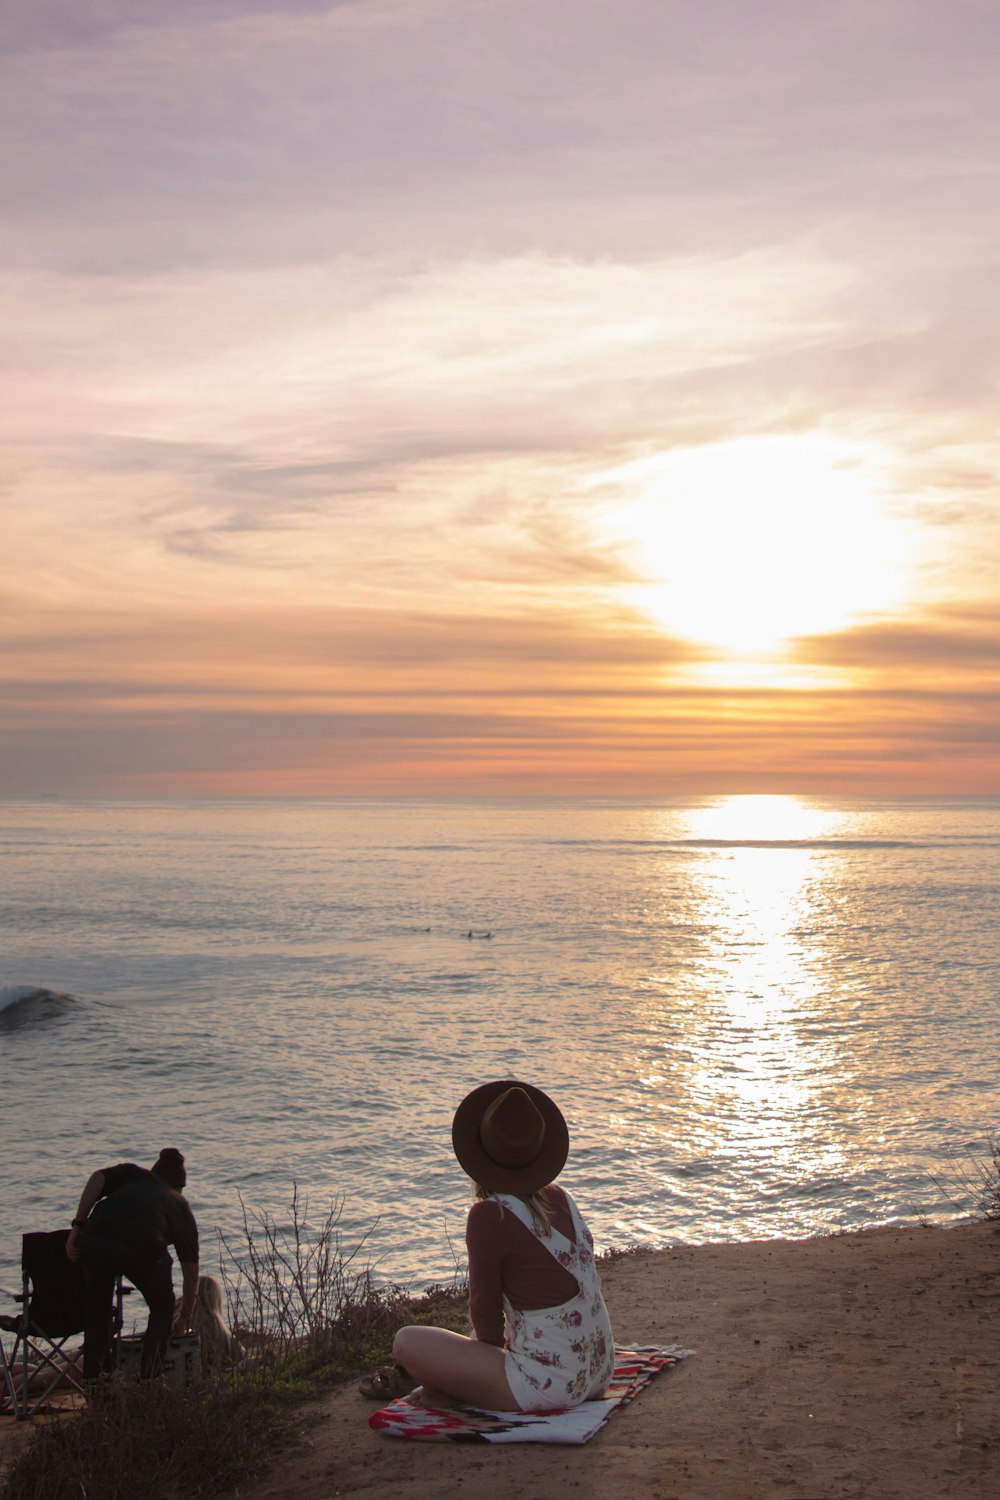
[0,984,79,1027]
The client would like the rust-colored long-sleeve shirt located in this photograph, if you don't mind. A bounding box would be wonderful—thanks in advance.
[465,1185,581,1347]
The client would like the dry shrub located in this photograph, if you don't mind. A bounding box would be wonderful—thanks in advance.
[936,1134,1000,1221]
[218,1186,464,1382]
[963,1135,1000,1220]
[0,1376,291,1500]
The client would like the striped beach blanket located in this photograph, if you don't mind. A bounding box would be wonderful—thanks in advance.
[368,1343,690,1445]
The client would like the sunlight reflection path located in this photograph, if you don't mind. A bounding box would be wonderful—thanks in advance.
[633,796,861,1238]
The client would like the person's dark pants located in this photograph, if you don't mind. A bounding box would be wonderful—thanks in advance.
[81,1249,175,1380]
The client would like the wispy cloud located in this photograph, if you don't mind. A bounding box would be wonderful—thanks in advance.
[1,0,998,792]
[797,608,1000,673]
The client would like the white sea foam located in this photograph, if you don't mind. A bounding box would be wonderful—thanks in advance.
[0,984,40,1013]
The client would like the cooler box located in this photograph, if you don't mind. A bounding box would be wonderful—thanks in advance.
[116,1333,201,1385]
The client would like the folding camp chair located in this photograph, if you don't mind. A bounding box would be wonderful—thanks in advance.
[0,1229,126,1418]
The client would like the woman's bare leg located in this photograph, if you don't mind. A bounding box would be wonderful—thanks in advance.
[393,1326,518,1410]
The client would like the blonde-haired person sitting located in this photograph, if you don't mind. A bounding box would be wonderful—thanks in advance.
[187,1275,243,1372]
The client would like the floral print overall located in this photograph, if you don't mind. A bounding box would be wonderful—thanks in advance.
[497,1188,614,1412]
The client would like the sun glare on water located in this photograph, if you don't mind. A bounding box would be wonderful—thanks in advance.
[600,434,911,653]
[682,793,839,844]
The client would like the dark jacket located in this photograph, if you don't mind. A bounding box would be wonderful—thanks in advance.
[82,1163,199,1265]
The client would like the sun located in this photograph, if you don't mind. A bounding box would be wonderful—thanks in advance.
[599,434,912,653]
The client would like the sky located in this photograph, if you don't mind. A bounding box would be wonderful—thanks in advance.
[1,0,998,797]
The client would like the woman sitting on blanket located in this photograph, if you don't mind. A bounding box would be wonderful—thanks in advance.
[363,1080,614,1412]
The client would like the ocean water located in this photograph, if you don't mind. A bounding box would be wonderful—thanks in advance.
[1,794,998,1290]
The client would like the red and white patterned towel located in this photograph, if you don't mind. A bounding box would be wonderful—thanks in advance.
[368,1344,690,1445]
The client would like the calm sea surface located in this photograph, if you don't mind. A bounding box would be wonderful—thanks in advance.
[1,795,998,1288]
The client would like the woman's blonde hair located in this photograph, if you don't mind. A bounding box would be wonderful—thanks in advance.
[191,1275,243,1371]
[475,1183,555,1236]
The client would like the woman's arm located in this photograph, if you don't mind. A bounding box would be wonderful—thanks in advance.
[466,1201,505,1346]
[65,1171,107,1262]
[172,1261,199,1331]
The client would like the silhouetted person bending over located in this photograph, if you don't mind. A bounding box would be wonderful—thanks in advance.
[66,1147,199,1380]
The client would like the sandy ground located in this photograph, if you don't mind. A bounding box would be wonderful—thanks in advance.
[245,1220,1000,1500]
[3,1221,998,1497]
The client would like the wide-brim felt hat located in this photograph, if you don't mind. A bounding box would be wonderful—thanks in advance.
[452,1079,569,1195]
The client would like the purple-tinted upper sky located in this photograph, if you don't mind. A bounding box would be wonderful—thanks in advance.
[2,0,998,794]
